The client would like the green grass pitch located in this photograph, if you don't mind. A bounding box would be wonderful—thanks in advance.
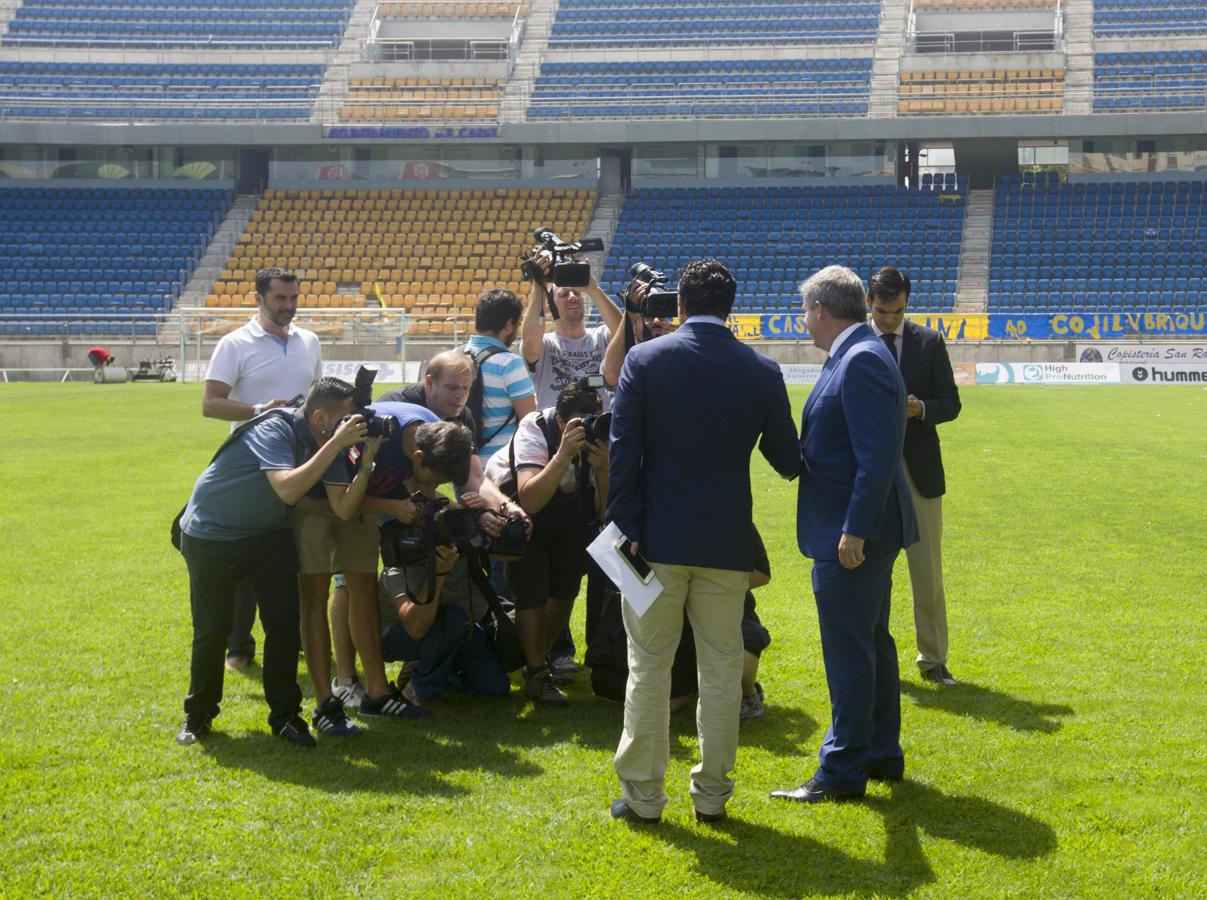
[1,382,1204,896]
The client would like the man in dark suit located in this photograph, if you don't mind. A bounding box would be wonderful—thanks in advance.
[607,258,800,825]
[867,267,962,686]
[772,265,918,804]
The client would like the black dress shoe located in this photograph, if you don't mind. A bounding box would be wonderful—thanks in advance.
[694,808,725,824]
[922,664,957,686]
[610,798,660,825]
[769,777,864,803]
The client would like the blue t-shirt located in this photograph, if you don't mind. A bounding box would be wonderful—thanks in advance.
[365,401,440,499]
[181,411,346,541]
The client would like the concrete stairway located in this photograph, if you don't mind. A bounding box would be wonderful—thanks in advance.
[955,189,994,313]
[177,194,261,307]
[313,0,380,124]
[499,0,558,124]
[1062,0,1095,115]
[869,0,908,118]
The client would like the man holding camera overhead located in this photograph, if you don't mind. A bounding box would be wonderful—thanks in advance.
[484,379,610,706]
[520,244,624,409]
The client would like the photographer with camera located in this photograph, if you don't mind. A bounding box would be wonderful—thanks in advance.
[520,234,624,409]
[175,377,371,748]
[484,378,609,705]
[602,266,679,390]
[376,497,512,710]
[352,401,519,716]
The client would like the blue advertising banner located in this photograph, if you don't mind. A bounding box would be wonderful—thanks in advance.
[759,313,988,340]
[989,311,1207,340]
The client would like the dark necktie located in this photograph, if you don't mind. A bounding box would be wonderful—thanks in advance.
[881,332,898,364]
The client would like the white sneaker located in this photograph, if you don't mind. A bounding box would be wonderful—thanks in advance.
[331,676,369,711]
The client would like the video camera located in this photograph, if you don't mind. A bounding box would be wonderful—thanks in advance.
[520,227,605,291]
[622,262,680,320]
[347,365,400,439]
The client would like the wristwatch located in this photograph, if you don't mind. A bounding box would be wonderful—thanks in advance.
[252,403,263,417]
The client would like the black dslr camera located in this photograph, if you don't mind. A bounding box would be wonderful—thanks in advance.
[520,227,606,290]
[395,492,480,557]
[347,365,399,439]
[485,513,528,558]
[624,262,679,320]
[580,411,611,445]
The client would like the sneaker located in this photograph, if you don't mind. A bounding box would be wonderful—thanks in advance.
[359,686,431,719]
[331,676,369,712]
[524,665,569,707]
[175,717,211,746]
[274,716,317,748]
[549,653,581,676]
[740,683,765,721]
[312,696,362,737]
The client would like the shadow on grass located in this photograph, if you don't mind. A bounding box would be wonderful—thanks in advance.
[199,686,627,794]
[901,680,1074,733]
[657,780,1056,897]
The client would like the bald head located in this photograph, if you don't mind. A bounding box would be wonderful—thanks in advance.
[423,350,473,421]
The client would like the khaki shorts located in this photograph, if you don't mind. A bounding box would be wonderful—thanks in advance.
[290,495,379,575]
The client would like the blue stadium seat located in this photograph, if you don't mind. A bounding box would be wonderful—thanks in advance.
[0,186,233,334]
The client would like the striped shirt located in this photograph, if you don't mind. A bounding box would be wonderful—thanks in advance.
[465,334,536,464]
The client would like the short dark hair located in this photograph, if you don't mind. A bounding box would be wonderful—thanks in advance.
[414,421,473,486]
[303,376,354,417]
[868,267,912,302]
[678,258,736,319]
[475,287,523,334]
[555,380,602,422]
[255,266,299,297]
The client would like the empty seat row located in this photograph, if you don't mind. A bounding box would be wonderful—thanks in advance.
[602,185,964,311]
[988,179,1207,312]
[3,0,353,48]
[0,187,235,325]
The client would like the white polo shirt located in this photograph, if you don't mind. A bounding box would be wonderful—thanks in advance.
[206,316,323,427]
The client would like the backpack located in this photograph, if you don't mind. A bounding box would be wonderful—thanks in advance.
[462,342,513,449]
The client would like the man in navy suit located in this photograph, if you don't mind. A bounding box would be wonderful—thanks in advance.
[607,259,799,825]
[772,265,918,804]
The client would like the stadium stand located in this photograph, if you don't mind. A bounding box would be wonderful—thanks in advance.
[529,59,873,119]
[0,62,325,120]
[1093,51,1207,111]
[376,1,526,17]
[898,69,1064,115]
[0,187,233,335]
[911,0,1054,7]
[1093,0,1207,38]
[340,76,503,122]
[546,0,881,47]
[2,0,354,49]
[601,182,965,312]
[208,188,596,336]
[988,173,1207,313]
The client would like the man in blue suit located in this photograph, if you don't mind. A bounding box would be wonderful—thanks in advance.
[772,265,918,804]
[607,259,800,825]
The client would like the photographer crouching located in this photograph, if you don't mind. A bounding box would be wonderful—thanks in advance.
[175,377,372,748]
[484,378,609,706]
[376,474,525,709]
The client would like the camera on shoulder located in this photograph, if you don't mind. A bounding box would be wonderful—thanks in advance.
[624,262,679,320]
